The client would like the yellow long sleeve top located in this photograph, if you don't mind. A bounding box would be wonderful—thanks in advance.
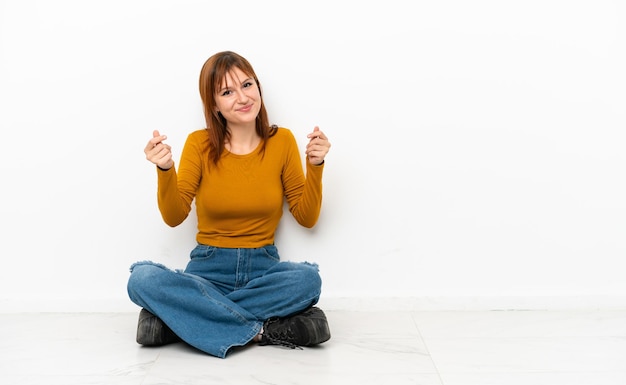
[156,127,324,248]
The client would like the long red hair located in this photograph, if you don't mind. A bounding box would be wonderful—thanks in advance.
[199,51,277,166]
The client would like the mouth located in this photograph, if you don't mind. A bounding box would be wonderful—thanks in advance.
[237,104,253,112]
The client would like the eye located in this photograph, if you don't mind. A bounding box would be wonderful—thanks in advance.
[221,89,232,96]
[243,81,254,88]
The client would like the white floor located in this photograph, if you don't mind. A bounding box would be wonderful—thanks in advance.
[1,309,625,385]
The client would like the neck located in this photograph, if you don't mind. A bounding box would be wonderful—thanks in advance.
[226,123,260,154]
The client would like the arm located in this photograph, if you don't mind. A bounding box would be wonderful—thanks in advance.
[283,127,331,227]
[148,131,203,227]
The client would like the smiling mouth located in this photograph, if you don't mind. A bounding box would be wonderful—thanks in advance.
[238,104,253,112]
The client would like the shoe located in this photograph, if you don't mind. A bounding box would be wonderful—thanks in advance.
[136,308,181,346]
[260,306,331,349]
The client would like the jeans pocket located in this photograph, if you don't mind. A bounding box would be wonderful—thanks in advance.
[190,244,217,261]
[261,245,280,262]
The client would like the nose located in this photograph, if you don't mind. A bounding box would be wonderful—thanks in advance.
[235,89,249,104]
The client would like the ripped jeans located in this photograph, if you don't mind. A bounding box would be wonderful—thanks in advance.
[127,244,321,358]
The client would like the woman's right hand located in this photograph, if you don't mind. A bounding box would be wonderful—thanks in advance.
[144,130,174,170]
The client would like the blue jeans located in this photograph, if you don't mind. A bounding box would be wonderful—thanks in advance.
[127,244,321,358]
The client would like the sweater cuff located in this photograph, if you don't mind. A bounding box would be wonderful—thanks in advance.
[306,159,325,176]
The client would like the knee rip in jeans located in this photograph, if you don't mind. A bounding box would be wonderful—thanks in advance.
[302,261,320,270]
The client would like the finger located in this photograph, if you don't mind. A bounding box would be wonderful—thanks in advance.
[154,144,170,156]
[149,134,168,148]
[314,131,328,141]
[307,126,322,139]
[155,148,172,163]
[147,142,170,159]
[149,147,172,165]
[146,140,165,154]
[146,147,161,162]
[307,136,327,149]
[149,130,162,146]
[306,140,330,151]
[306,144,328,156]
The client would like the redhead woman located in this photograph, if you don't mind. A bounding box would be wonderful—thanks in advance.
[127,51,331,358]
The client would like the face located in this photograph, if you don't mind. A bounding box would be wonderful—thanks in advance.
[214,67,262,127]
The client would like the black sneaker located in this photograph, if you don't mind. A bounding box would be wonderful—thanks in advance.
[260,307,331,349]
[136,308,181,346]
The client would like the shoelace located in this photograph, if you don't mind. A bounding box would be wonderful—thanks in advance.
[260,319,304,350]
[261,334,303,350]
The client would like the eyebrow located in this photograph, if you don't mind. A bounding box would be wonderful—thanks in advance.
[218,77,253,93]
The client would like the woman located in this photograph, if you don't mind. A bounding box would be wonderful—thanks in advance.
[127,51,332,358]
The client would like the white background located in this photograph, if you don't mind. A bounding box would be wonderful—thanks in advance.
[1,0,624,311]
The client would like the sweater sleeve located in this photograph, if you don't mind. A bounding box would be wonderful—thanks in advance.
[282,131,324,228]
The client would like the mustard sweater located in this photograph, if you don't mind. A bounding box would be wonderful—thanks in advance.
[156,127,324,248]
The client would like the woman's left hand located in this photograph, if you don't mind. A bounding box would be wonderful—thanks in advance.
[305,126,331,165]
